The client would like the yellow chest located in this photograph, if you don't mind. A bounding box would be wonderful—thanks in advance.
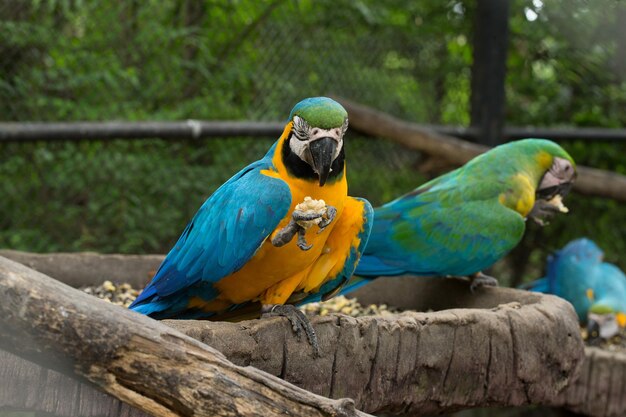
[498,173,536,217]
[214,173,347,304]
[213,133,349,305]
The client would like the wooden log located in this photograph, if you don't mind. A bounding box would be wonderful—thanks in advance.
[0,253,585,416]
[335,97,626,203]
[0,255,369,417]
[1,253,603,416]
[551,347,626,417]
[166,276,585,416]
[0,348,151,417]
[0,249,163,289]
[2,336,619,417]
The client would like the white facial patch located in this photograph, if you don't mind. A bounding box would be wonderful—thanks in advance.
[289,116,347,162]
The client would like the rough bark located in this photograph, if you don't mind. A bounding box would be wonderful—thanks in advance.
[551,347,626,417]
[0,255,368,417]
[0,348,151,417]
[1,253,602,416]
[0,249,163,289]
[167,277,584,416]
[334,96,626,203]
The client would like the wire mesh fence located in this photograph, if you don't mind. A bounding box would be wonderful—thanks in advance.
[0,0,470,123]
[0,0,463,255]
[1,0,626,285]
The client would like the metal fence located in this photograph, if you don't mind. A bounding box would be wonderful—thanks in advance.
[0,0,468,123]
[1,0,626,283]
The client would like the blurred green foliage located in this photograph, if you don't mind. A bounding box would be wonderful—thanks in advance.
[0,0,625,284]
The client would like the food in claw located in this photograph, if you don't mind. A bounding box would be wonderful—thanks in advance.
[547,194,569,213]
[295,197,328,229]
[127,97,375,354]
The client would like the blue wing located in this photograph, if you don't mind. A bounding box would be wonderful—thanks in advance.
[130,153,291,317]
[521,277,550,292]
[295,197,374,305]
[522,253,558,293]
[355,186,526,278]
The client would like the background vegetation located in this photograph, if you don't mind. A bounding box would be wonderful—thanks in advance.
[1,0,625,286]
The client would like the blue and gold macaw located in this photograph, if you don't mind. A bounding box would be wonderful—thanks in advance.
[525,238,626,337]
[351,139,576,291]
[130,97,373,348]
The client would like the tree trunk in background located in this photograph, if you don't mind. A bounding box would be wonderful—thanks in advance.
[336,96,626,203]
[470,0,510,146]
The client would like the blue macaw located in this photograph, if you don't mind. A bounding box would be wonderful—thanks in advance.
[130,97,373,349]
[350,139,576,291]
[526,238,626,337]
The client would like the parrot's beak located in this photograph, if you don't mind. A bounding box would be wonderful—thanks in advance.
[536,157,577,201]
[536,180,574,201]
[309,137,337,186]
[587,312,620,340]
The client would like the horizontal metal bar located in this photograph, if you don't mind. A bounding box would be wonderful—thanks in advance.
[504,126,626,142]
[1,121,625,142]
[0,121,285,142]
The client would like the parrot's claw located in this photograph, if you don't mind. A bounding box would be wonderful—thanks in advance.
[261,304,320,356]
[271,220,300,248]
[529,199,562,226]
[469,271,499,292]
[297,228,313,251]
[273,210,327,251]
[292,210,325,223]
[317,205,337,233]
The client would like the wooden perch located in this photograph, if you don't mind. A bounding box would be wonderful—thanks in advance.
[0,255,369,417]
[0,249,163,289]
[167,277,585,416]
[0,252,587,416]
[552,347,626,417]
[334,96,626,203]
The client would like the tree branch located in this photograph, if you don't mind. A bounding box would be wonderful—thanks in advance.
[334,96,626,203]
[0,253,586,416]
[0,255,368,417]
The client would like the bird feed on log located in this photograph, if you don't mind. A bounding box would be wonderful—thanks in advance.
[80,282,624,353]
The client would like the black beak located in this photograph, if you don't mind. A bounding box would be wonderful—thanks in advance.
[309,137,337,186]
[586,317,601,342]
[536,181,574,200]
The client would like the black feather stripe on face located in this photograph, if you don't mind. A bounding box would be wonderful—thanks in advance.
[282,133,345,184]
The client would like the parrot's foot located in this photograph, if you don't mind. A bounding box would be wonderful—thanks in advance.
[261,304,320,356]
[297,227,312,251]
[529,199,563,226]
[271,220,301,247]
[293,209,326,223]
[271,205,337,251]
[317,205,337,233]
[272,219,313,251]
[469,271,499,292]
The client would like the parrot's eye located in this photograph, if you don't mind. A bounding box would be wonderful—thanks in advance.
[292,116,310,141]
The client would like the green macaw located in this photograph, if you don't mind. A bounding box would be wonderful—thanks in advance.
[352,138,576,291]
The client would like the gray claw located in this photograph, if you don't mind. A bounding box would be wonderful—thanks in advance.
[261,304,320,356]
[529,200,560,226]
[469,271,499,293]
[293,210,324,222]
[271,220,300,247]
[317,205,337,233]
[297,228,313,251]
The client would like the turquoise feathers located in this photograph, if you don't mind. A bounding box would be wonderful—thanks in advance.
[353,138,576,285]
[526,238,626,323]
